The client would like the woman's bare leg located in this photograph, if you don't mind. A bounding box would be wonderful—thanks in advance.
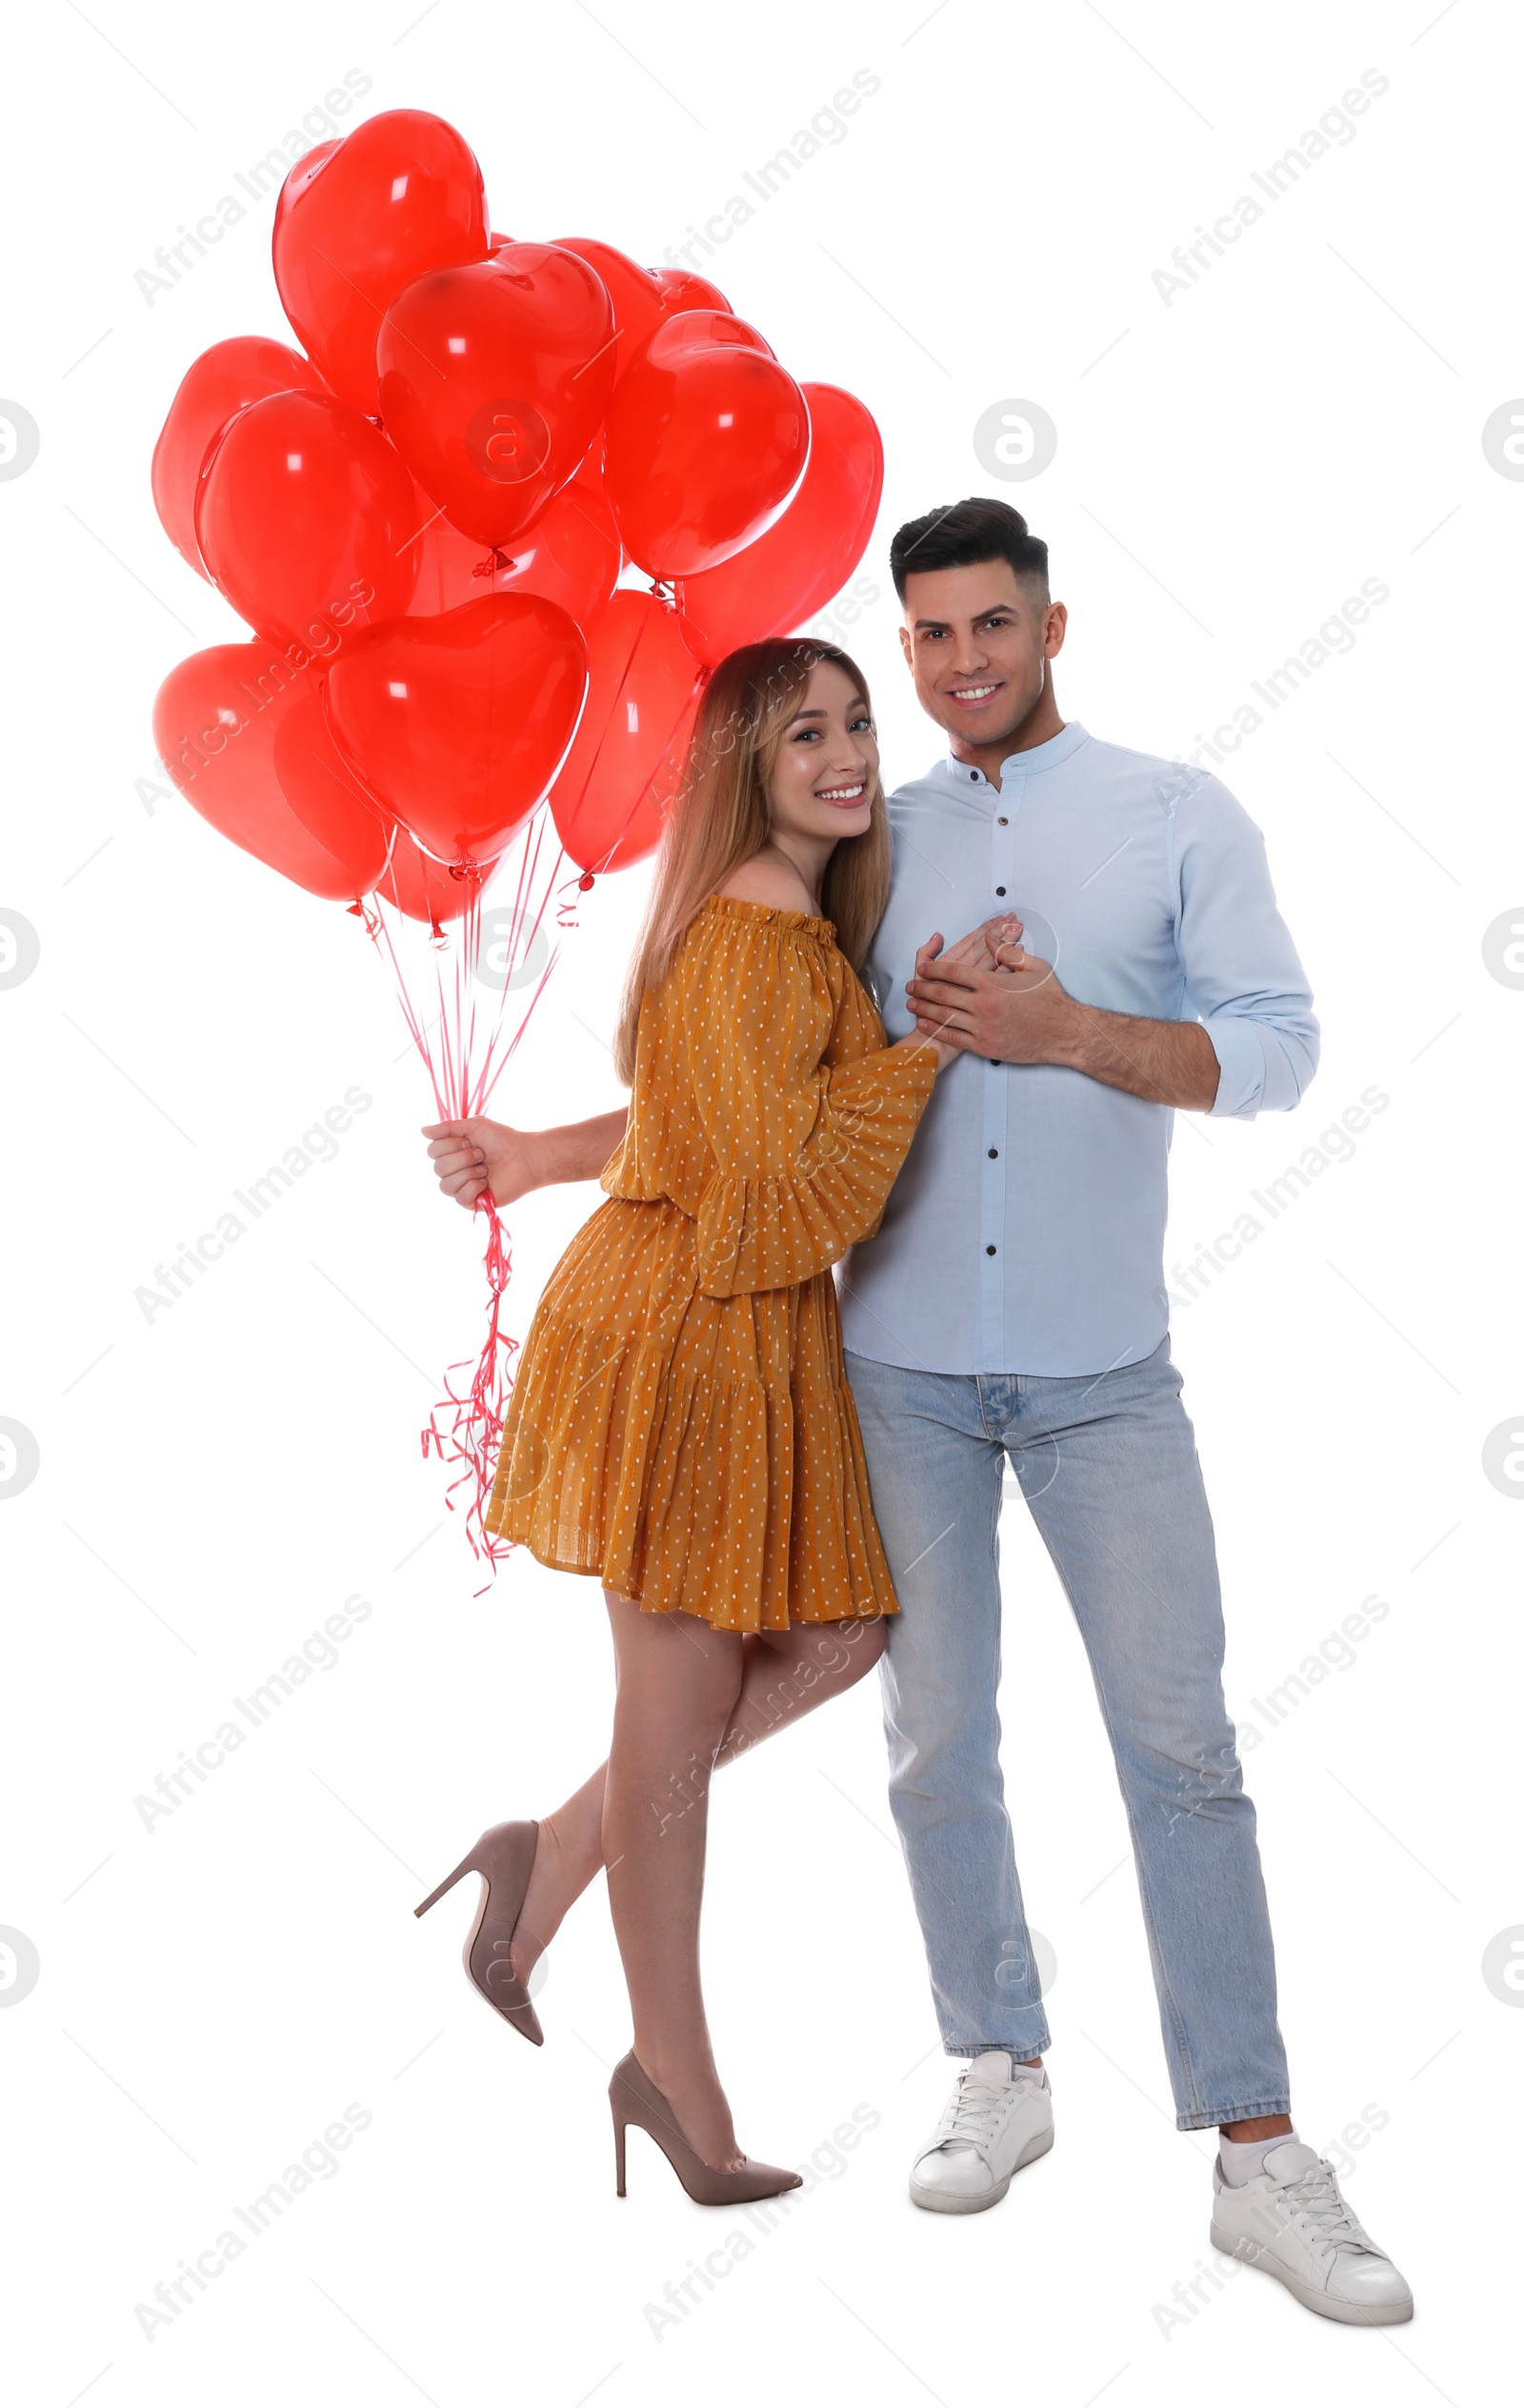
[511,1612,887,1988]
[600,1593,745,2167]
[715,1611,888,1770]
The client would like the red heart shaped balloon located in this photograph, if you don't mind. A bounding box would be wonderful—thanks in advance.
[322,593,588,864]
[196,390,423,650]
[409,457,620,624]
[548,592,703,873]
[675,385,884,663]
[151,336,331,581]
[152,644,390,899]
[603,311,809,577]
[553,237,665,381]
[377,243,617,549]
[652,267,732,314]
[572,688,699,876]
[271,678,394,871]
[272,110,489,412]
[570,433,611,499]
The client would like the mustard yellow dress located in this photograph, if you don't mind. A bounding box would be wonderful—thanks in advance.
[485,894,937,1631]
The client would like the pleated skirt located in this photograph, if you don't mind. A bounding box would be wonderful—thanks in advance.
[484,1195,899,1632]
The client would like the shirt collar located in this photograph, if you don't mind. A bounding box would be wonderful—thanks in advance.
[942,719,1091,789]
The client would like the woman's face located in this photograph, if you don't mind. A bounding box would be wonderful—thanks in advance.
[764,660,878,848]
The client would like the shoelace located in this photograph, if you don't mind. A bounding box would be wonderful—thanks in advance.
[1271,2158,1379,2257]
[943,2067,1036,2149]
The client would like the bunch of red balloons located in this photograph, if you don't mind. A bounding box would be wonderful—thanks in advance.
[150,108,885,929]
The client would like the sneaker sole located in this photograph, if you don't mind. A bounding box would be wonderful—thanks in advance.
[909,2121,1054,2216]
[1208,2222,1414,2325]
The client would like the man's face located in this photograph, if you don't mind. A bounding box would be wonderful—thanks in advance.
[897,560,1066,749]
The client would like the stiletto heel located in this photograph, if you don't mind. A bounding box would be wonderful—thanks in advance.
[608,2053,802,2205]
[413,1820,545,2046]
[413,1850,479,1920]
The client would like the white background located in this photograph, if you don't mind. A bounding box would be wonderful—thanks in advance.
[2,4,1518,2403]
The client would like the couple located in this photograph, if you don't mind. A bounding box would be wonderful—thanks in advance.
[419,497,1413,2325]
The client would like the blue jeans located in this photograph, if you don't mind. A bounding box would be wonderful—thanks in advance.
[845,1341,1291,2131]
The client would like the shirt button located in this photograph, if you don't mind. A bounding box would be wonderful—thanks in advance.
[988,1147,998,1158]
[994,886,1007,896]
[997,815,1009,826]
[986,1244,997,1255]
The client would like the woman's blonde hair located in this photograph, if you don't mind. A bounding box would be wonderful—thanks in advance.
[612,637,892,1084]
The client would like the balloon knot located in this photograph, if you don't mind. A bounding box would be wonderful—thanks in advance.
[577,873,595,892]
[473,547,515,578]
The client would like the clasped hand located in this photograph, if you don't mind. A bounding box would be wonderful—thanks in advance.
[908,913,1078,1064]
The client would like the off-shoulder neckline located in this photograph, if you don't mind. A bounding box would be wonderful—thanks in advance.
[698,892,836,942]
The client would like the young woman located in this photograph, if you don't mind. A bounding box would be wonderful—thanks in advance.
[418,637,1009,2204]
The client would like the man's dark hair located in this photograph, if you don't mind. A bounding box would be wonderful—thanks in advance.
[890,497,1050,603]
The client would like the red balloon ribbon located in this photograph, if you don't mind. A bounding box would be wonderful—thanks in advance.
[358,807,567,1581]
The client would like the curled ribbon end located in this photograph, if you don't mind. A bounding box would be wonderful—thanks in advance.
[419,1194,519,1583]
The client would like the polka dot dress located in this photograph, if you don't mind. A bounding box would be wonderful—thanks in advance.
[486,895,938,1632]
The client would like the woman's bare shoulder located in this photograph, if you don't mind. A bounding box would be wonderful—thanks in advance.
[712,854,817,913]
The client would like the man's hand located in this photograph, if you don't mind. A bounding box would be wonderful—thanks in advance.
[907,933,1076,1066]
[912,913,1023,986]
[902,917,1024,1071]
[908,914,1024,1044]
[907,937,1222,1110]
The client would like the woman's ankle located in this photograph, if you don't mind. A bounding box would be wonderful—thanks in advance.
[512,1820,570,1965]
[632,2038,717,2102]
[632,2049,739,2164]
[524,1809,597,1933]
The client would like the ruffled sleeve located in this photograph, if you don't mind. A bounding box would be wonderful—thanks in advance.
[668,900,936,1298]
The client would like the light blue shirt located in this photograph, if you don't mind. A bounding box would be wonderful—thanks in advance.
[838,722,1319,1376]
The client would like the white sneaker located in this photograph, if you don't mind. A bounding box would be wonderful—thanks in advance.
[1210,2140,1414,2324]
[909,2052,1053,2215]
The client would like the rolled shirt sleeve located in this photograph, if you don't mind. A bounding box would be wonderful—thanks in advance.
[1173,775,1320,1117]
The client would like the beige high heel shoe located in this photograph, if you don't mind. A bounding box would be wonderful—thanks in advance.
[610,2052,803,2204]
[414,1820,544,2046]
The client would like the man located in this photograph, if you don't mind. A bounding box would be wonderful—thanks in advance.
[840,495,1410,2324]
